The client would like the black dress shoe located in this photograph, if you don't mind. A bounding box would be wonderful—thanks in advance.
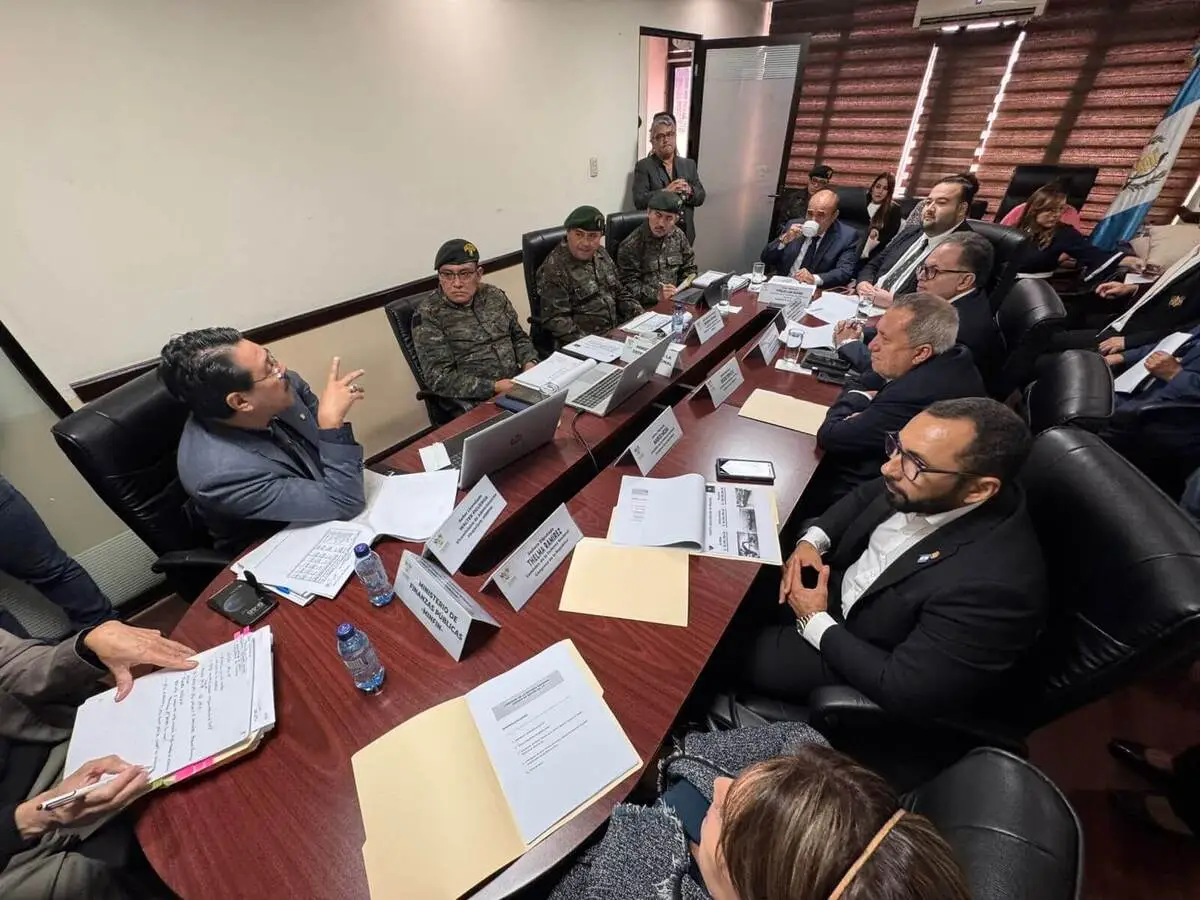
[1108,739,1175,786]
[1109,790,1196,838]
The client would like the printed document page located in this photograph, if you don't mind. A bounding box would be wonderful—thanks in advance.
[805,293,860,324]
[465,641,640,844]
[232,520,368,597]
[608,473,706,550]
[363,469,458,541]
[1113,331,1191,394]
[704,482,784,565]
[801,322,836,349]
[515,352,599,391]
[66,632,259,782]
[563,335,626,363]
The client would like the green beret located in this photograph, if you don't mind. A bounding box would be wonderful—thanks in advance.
[648,190,683,213]
[434,238,480,270]
[564,206,605,232]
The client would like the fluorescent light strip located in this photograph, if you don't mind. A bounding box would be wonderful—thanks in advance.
[895,44,940,198]
[971,30,1025,174]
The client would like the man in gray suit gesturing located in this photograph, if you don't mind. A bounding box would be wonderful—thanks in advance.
[158,328,368,553]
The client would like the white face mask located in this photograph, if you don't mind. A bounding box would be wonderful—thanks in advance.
[801,220,820,238]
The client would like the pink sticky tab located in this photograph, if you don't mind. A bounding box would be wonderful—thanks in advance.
[170,756,217,784]
[234,626,252,637]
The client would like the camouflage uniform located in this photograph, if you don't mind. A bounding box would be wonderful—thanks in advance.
[412,284,538,404]
[536,242,643,346]
[616,223,698,309]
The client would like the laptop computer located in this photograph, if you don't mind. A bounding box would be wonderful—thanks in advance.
[566,335,672,416]
[456,389,568,488]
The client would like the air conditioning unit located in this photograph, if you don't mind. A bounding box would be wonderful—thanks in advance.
[913,0,1046,29]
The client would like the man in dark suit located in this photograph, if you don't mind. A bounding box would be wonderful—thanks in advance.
[834,232,1000,379]
[758,189,860,289]
[632,113,706,244]
[159,328,368,553]
[856,176,976,307]
[728,398,1047,720]
[813,293,987,502]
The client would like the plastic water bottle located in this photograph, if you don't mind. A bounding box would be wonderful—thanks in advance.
[353,543,393,607]
[336,623,386,693]
[671,293,687,339]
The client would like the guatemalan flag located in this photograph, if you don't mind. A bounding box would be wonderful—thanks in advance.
[1092,49,1200,250]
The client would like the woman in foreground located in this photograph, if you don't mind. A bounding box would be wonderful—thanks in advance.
[550,725,970,900]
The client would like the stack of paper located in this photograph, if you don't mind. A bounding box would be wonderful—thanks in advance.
[232,470,458,600]
[66,627,275,789]
[608,473,783,565]
[738,388,830,436]
[352,641,641,899]
[514,352,598,393]
[563,335,625,363]
[693,269,729,287]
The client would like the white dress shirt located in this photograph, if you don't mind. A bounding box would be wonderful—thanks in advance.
[788,233,825,286]
[876,226,959,293]
[795,503,979,649]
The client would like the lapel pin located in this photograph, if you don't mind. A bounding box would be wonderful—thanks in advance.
[917,550,941,564]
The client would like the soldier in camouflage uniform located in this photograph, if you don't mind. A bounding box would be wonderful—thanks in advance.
[412,239,539,409]
[536,206,644,347]
[616,190,698,309]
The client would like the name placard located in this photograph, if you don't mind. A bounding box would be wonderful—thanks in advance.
[483,504,583,611]
[618,406,683,475]
[655,342,686,377]
[692,308,725,345]
[704,357,745,409]
[424,476,506,574]
[620,334,660,363]
[782,298,809,325]
[395,550,500,660]
[754,324,782,365]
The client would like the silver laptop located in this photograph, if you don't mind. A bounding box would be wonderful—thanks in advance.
[458,389,568,488]
[567,335,672,416]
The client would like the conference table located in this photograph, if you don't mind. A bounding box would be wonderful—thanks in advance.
[135,288,844,899]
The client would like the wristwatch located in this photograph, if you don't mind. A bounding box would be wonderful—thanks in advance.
[795,612,817,635]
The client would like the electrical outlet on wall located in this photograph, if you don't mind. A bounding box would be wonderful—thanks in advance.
[589,157,599,178]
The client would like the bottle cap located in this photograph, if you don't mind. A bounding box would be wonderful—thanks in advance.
[336,623,355,640]
[353,543,371,558]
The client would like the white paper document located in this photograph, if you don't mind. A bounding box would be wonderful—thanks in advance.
[515,352,599,392]
[801,323,836,349]
[419,442,452,472]
[622,311,673,334]
[1113,331,1192,394]
[66,628,274,782]
[805,293,860,324]
[608,474,783,565]
[563,335,625,363]
[693,270,729,288]
[464,641,640,844]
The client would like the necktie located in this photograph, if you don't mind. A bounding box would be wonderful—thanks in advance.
[879,236,928,292]
[789,236,814,277]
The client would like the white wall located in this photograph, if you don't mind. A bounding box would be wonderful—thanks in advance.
[0,0,765,395]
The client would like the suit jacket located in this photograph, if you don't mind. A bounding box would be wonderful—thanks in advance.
[1110,253,1200,349]
[759,219,860,288]
[813,479,1047,719]
[176,371,366,553]
[632,154,706,244]
[1012,224,1112,275]
[857,220,973,294]
[817,345,986,495]
[1105,328,1200,456]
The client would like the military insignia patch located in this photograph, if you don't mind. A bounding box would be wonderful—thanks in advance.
[463,242,477,255]
[1170,294,1184,308]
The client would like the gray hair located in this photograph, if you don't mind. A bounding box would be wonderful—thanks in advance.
[650,113,675,133]
[943,232,994,284]
[891,292,959,355]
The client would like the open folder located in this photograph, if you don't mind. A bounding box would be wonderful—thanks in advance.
[608,473,783,565]
[352,640,640,899]
[65,627,275,789]
[231,469,458,598]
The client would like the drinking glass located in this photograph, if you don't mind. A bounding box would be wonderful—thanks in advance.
[751,262,766,284]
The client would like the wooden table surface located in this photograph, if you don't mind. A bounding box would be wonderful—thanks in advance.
[134,299,838,900]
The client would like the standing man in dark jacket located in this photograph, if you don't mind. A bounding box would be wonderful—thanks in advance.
[412,239,539,410]
[725,398,1046,720]
[814,293,986,502]
[616,190,697,309]
[632,113,706,244]
[537,206,643,347]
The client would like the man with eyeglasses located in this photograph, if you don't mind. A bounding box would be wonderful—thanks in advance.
[855,177,976,308]
[537,206,643,348]
[413,239,538,409]
[834,233,1000,377]
[159,328,367,553]
[759,189,859,288]
[721,398,1046,719]
[811,293,986,507]
[633,112,706,244]
[616,190,697,309]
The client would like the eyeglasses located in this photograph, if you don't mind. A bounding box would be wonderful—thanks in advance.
[809,176,830,187]
[254,350,284,384]
[651,131,676,142]
[438,267,479,284]
[916,263,971,280]
[885,432,982,482]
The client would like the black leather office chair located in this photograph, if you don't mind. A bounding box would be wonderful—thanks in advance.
[383,293,471,428]
[1102,399,1200,499]
[992,278,1067,398]
[833,186,871,232]
[967,219,1029,308]
[521,225,567,356]
[604,210,648,258]
[52,372,229,601]
[1024,349,1114,433]
[711,427,1200,789]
